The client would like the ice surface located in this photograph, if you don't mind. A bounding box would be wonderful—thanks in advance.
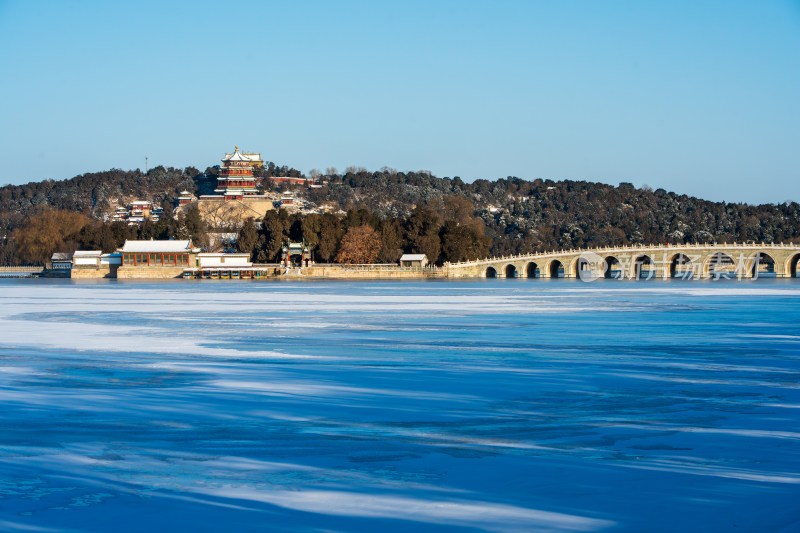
[0,278,799,532]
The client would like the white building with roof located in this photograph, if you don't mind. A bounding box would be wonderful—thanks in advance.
[72,250,103,267]
[50,252,73,270]
[399,254,429,268]
[68,250,123,279]
[101,253,122,266]
[120,240,194,253]
[196,253,252,268]
[118,240,197,269]
[182,251,277,280]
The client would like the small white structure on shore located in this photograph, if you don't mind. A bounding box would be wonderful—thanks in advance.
[101,253,122,266]
[183,252,269,279]
[69,250,122,278]
[399,254,428,268]
[72,250,103,267]
[50,252,73,270]
[196,253,252,268]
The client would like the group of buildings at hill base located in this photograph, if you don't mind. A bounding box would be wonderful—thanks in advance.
[46,146,431,280]
[51,239,432,280]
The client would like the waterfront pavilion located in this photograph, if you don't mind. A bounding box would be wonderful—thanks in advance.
[119,240,197,268]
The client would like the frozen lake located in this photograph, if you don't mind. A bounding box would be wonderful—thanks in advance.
[0,278,799,532]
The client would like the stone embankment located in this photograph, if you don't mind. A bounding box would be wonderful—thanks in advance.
[115,266,187,279]
[0,266,50,278]
[286,265,444,279]
[70,266,117,279]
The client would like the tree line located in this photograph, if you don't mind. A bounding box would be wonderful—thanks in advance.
[2,163,800,265]
[2,195,491,266]
[2,205,208,265]
[235,195,489,264]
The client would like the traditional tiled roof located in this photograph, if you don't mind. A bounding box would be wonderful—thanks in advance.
[120,240,193,253]
[222,146,261,163]
[400,254,427,261]
[73,250,102,257]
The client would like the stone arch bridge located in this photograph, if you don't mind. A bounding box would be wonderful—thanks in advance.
[444,243,800,280]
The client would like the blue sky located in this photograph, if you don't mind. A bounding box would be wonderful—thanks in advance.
[0,0,798,204]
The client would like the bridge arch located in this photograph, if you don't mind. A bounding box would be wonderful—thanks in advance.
[505,264,518,278]
[485,266,497,278]
[668,253,693,279]
[571,256,593,280]
[633,255,654,280]
[704,252,735,278]
[604,256,621,279]
[547,260,564,279]
[786,253,800,278]
[747,252,776,278]
[525,262,540,278]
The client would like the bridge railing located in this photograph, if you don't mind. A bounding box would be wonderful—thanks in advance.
[0,265,45,272]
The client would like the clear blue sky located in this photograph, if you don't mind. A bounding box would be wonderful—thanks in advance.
[1,0,798,204]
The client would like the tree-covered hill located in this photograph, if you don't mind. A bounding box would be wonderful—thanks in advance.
[1,164,799,265]
[312,169,800,254]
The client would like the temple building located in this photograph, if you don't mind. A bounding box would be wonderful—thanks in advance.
[280,191,295,206]
[215,146,262,198]
[111,200,163,225]
[177,190,196,206]
[190,147,276,227]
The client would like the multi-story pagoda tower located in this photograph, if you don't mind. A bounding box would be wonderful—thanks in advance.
[215,146,262,199]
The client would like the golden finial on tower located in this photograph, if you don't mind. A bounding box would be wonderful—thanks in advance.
[235,146,239,151]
